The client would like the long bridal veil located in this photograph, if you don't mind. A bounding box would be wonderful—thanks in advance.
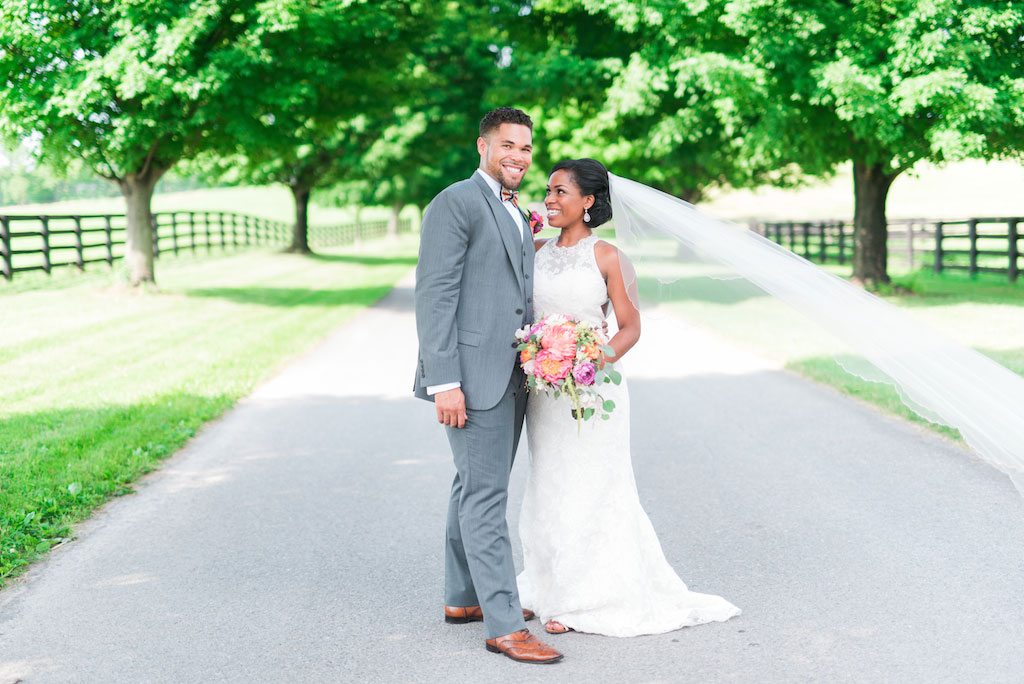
[608,173,1024,495]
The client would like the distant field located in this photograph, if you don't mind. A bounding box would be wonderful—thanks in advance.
[699,159,1024,221]
[0,184,415,225]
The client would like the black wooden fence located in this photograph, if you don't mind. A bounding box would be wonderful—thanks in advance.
[752,217,1022,281]
[0,211,412,281]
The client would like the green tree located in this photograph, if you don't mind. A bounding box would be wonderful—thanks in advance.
[516,1,793,203]
[727,0,1024,284]
[587,0,1024,284]
[336,0,533,229]
[201,0,425,253]
[0,0,401,283]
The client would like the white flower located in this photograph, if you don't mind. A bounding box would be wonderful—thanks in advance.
[514,325,530,342]
[522,359,535,375]
[545,313,569,326]
[579,392,599,409]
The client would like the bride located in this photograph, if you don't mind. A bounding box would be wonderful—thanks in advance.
[516,158,742,636]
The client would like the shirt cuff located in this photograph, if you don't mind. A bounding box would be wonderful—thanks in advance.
[427,382,461,396]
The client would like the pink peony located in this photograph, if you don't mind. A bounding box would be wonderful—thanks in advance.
[572,361,596,386]
[534,349,572,383]
[541,323,577,360]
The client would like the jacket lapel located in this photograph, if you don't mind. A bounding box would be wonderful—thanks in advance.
[471,173,526,294]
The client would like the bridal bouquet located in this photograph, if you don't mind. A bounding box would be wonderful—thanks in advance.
[515,314,622,432]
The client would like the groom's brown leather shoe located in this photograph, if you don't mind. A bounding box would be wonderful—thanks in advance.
[444,605,535,624]
[485,629,563,664]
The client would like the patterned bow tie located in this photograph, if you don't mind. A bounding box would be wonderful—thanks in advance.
[500,188,519,207]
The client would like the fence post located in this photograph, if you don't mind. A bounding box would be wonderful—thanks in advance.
[0,216,11,280]
[104,215,114,267]
[968,219,978,276]
[905,222,915,270]
[205,213,212,253]
[802,222,810,258]
[189,212,196,253]
[933,222,944,274]
[1009,219,1019,283]
[151,214,160,257]
[819,222,828,262]
[171,213,179,255]
[837,222,846,265]
[73,216,84,270]
[40,216,51,274]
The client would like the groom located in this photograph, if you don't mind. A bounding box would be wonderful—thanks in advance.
[413,107,562,664]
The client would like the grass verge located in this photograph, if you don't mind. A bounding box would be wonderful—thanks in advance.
[0,237,418,585]
[651,267,1024,442]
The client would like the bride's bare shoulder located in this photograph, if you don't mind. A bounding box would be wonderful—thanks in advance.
[594,239,621,264]
[533,237,550,252]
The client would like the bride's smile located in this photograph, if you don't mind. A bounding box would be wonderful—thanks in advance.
[544,168,592,230]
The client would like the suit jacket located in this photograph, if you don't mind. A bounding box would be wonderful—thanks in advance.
[413,172,536,411]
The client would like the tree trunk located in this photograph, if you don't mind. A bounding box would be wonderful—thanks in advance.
[852,159,897,286]
[679,188,703,204]
[287,183,312,254]
[119,170,164,286]
[386,202,405,239]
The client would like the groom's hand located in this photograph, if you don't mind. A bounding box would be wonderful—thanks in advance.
[435,388,467,429]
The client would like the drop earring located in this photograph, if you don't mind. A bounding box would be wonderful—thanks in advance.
[584,207,591,223]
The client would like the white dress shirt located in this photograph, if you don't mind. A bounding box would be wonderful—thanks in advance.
[427,169,526,396]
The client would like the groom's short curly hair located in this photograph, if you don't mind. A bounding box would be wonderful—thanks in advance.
[479,107,533,138]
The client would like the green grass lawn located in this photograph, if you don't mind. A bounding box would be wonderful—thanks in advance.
[648,265,1024,440]
[0,236,418,585]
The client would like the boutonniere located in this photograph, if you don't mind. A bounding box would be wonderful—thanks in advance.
[528,210,544,235]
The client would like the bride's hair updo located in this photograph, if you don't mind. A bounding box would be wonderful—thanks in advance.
[550,158,613,228]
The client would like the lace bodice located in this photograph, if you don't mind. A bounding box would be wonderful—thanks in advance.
[533,234,608,326]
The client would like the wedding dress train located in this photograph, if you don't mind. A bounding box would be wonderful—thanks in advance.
[516,234,740,637]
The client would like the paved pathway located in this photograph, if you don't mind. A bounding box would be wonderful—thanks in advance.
[2,273,1024,684]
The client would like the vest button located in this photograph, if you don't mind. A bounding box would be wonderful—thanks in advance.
[516,308,523,315]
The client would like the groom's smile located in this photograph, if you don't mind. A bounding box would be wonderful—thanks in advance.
[477,122,533,191]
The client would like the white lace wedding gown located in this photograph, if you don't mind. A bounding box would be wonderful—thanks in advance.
[516,234,741,637]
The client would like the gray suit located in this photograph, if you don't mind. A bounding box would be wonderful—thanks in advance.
[414,171,535,639]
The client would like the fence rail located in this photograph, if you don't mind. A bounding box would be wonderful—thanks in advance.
[752,217,1022,282]
[0,211,412,281]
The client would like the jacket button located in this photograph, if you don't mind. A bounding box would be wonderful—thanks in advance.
[525,273,530,279]
[516,308,523,315]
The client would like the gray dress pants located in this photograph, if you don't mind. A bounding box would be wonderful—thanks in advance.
[443,369,528,639]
